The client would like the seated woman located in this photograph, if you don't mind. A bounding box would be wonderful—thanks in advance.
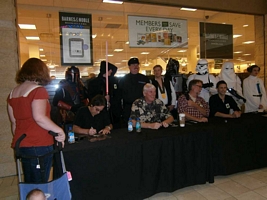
[73,94,112,135]
[209,80,241,118]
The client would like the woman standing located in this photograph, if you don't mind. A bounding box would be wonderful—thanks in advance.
[243,65,267,113]
[7,58,65,183]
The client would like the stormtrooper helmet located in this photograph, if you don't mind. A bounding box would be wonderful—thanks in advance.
[196,59,208,75]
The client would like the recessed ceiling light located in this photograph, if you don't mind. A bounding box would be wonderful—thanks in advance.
[26,36,40,40]
[107,54,114,57]
[234,51,242,54]
[39,48,44,51]
[115,63,121,65]
[141,52,150,54]
[18,24,36,29]
[121,60,128,62]
[39,55,46,57]
[177,50,187,52]
[180,7,197,11]
[243,54,251,56]
[243,24,249,27]
[242,41,254,44]
[233,35,242,38]
[103,0,123,4]
[125,41,129,44]
[41,59,47,62]
[114,49,123,52]
[92,34,97,39]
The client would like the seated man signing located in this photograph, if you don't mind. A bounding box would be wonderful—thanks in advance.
[73,95,112,136]
[209,80,241,118]
[178,79,209,122]
[130,83,174,129]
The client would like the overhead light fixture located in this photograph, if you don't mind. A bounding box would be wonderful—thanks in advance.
[92,34,97,39]
[243,24,249,27]
[121,60,128,62]
[233,35,242,38]
[103,0,123,4]
[26,36,40,40]
[107,54,114,57]
[39,55,46,57]
[234,51,242,54]
[41,59,47,62]
[243,54,251,56]
[125,41,129,44]
[39,48,44,51]
[114,49,123,52]
[181,59,187,66]
[115,63,121,65]
[177,50,187,53]
[18,24,36,29]
[243,41,254,44]
[141,52,150,54]
[180,7,197,11]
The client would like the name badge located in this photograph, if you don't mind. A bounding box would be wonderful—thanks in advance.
[226,103,230,109]
[161,93,166,99]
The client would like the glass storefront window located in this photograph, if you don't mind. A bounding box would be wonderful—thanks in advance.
[17,1,255,78]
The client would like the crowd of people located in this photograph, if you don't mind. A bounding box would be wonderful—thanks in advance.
[6,57,267,185]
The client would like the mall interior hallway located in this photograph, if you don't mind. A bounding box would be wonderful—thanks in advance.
[2,167,267,200]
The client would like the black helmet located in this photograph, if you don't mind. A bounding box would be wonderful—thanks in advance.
[65,66,80,83]
[166,58,179,76]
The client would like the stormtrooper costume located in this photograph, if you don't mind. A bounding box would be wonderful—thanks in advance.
[187,59,217,102]
[216,61,245,108]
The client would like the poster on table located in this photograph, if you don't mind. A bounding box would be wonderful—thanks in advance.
[128,16,188,48]
[199,22,233,59]
[59,12,93,65]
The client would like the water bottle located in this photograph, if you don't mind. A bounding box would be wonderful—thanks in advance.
[136,118,141,133]
[68,126,75,144]
[128,118,133,132]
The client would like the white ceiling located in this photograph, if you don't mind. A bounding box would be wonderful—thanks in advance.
[17,0,255,77]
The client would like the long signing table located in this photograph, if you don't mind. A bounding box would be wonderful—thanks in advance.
[60,113,267,200]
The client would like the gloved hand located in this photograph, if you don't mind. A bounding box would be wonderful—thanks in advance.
[202,82,214,88]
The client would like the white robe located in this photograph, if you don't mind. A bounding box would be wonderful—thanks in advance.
[243,75,267,113]
[187,73,217,102]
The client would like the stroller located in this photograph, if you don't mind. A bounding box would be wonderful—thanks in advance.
[15,132,72,200]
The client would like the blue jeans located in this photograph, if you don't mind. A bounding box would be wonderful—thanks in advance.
[19,145,53,183]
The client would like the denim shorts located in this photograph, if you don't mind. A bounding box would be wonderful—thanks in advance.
[19,145,53,183]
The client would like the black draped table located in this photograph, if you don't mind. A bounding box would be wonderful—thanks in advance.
[60,113,267,200]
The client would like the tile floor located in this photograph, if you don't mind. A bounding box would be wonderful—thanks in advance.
[2,168,267,200]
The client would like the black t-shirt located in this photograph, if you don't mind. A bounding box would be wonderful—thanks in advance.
[73,106,111,132]
[209,94,240,117]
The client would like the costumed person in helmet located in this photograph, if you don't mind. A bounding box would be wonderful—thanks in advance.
[53,66,89,133]
[216,61,245,108]
[186,59,217,103]
[87,61,121,128]
[165,58,187,97]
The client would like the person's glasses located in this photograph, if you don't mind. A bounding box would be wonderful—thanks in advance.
[195,85,203,89]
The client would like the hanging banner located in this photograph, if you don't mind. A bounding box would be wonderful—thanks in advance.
[128,16,188,48]
[200,22,233,59]
[59,12,93,65]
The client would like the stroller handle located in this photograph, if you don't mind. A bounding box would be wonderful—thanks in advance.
[15,134,27,158]
[48,131,63,151]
